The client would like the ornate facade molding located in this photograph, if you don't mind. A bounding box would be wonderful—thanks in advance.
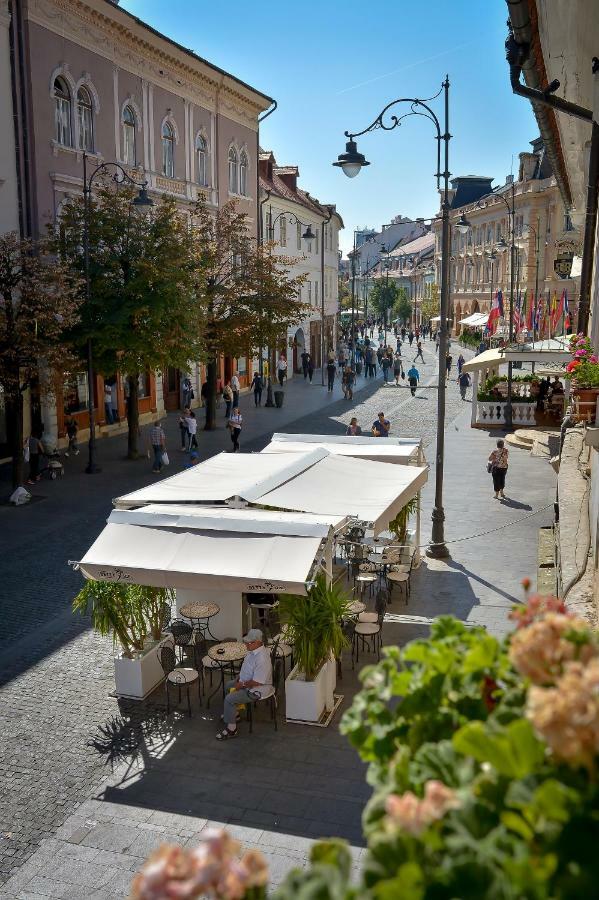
[28,0,265,131]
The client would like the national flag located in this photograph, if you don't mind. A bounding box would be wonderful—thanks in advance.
[488,289,503,335]
[513,292,523,333]
[526,290,534,331]
[549,291,559,333]
[552,289,566,334]
[540,293,549,337]
[564,291,571,332]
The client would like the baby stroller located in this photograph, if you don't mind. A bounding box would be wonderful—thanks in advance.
[40,445,65,480]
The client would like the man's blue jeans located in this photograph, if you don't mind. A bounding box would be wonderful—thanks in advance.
[152,444,163,470]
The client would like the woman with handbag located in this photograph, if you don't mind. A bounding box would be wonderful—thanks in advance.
[228,407,243,452]
[488,439,509,499]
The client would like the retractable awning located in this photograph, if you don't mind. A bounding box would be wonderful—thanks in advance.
[78,523,325,594]
[459,312,489,327]
[462,336,573,373]
[263,433,422,465]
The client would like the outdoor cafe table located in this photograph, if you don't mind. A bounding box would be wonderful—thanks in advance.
[347,599,366,617]
[179,600,220,641]
[206,640,247,707]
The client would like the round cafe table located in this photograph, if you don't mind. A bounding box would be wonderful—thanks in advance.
[354,574,378,597]
[206,640,248,707]
[347,599,366,617]
[179,601,220,641]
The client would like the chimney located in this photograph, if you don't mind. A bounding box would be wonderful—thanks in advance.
[505,174,514,185]
[518,152,537,182]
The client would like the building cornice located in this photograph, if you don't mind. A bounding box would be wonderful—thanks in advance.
[27,0,270,130]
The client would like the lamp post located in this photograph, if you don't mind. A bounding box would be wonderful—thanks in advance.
[320,207,334,384]
[350,229,358,368]
[82,153,153,474]
[379,243,392,342]
[334,77,459,558]
[457,181,516,427]
[520,220,540,341]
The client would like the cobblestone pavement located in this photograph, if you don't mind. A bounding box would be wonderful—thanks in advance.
[0,336,557,895]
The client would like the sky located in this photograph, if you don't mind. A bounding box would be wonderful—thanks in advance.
[121,0,537,256]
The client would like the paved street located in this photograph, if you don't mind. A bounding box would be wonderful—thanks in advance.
[0,337,557,897]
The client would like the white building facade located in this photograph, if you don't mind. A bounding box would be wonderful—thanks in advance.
[259,152,342,374]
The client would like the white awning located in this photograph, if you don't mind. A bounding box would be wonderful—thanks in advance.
[459,312,488,327]
[462,337,573,373]
[430,315,441,322]
[78,523,323,594]
[263,433,421,464]
[114,449,327,508]
[258,454,427,535]
[108,506,348,538]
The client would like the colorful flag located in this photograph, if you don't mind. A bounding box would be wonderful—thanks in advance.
[564,291,571,332]
[488,289,503,335]
[513,292,523,333]
[549,291,559,334]
[526,290,534,331]
[552,289,567,334]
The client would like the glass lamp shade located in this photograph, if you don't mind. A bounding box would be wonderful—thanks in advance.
[454,213,471,234]
[333,139,370,178]
[132,185,154,208]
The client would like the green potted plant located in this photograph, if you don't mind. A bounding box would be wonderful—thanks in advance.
[279,574,351,723]
[388,497,418,548]
[73,580,173,698]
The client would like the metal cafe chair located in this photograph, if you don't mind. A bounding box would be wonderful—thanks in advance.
[246,642,282,733]
[160,645,200,717]
[353,592,387,663]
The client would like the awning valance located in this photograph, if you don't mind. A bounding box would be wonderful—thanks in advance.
[263,433,422,465]
[78,523,323,594]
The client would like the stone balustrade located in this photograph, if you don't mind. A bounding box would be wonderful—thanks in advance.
[475,401,537,427]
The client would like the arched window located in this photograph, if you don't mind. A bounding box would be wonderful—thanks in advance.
[279,216,286,246]
[162,121,175,178]
[239,150,248,196]
[54,77,72,146]
[228,147,238,194]
[196,134,208,186]
[122,105,136,166]
[77,86,94,151]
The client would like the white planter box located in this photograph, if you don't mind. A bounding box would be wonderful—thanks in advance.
[325,655,336,712]
[285,662,328,722]
[113,637,168,700]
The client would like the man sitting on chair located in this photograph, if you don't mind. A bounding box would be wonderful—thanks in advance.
[216,629,273,741]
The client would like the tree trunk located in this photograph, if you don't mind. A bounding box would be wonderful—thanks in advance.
[127,374,140,459]
[8,381,24,490]
[204,355,217,431]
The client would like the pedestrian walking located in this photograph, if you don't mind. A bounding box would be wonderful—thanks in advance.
[149,420,166,473]
[110,381,119,424]
[445,351,453,380]
[223,381,233,420]
[376,346,384,369]
[251,371,263,406]
[300,350,310,379]
[408,330,414,346]
[276,354,287,387]
[407,364,420,396]
[26,431,44,483]
[182,376,193,409]
[178,408,190,450]
[396,336,402,353]
[488,438,509,499]
[457,353,465,375]
[381,354,391,383]
[393,352,403,386]
[104,383,113,424]
[228,407,242,452]
[372,411,390,437]
[458,370,472,400]
[326,357,336,392]
[346,417,362,435]
[230,372,240,408]
[401,326,406,341]
[64,418,79,457]
[307,356,314,382]
[185,410,198,451]
[342,366,355,400]
[415,340,425,363]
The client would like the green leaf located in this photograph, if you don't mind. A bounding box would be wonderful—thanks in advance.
[371,863,424,900]
[500,810,535,840]
[453,719,545,778]
[309,840,352,881]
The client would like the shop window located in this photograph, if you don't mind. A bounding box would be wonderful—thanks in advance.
[236,357,247,376]
[63,373,89,415]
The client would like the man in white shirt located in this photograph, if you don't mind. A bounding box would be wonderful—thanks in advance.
[216,629,273,740]
[230,373,240,408]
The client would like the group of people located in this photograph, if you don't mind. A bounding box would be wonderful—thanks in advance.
[345,411,391,437]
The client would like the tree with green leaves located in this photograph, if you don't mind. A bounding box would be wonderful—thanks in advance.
[421,282,440,324]
[0,232,82,488]
[189,199,308,430]
[56,185,199,458]
[369,279,401,326]
[394,288,413,324]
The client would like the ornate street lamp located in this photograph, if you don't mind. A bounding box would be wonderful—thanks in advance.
[334,78,453,558]
[82,153,153,474]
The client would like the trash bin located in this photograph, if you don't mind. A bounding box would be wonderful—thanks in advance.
[274,390,284,408]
